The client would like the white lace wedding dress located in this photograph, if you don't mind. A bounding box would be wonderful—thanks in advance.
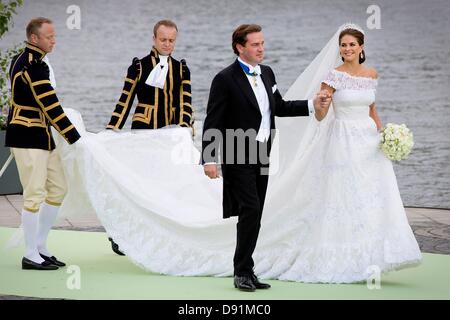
[55,24,422,283]
[56,69,421,283]
[255,69,422,283]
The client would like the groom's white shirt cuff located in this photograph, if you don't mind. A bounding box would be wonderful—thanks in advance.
[204,162,217,166]
[307,100,315,115]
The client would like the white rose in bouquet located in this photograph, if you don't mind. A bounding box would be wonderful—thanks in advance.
[379,123,414,161]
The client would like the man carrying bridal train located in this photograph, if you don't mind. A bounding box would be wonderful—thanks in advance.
[105,19,193,255]
[106,19,193,132]
[201,24,329,291]
[5,17,81,270]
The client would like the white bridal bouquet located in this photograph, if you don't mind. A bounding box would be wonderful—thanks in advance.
[379,123,414,161]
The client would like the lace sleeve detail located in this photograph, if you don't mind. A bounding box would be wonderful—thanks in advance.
[322,70,340,90]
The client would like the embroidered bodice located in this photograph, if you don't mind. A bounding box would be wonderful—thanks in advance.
[323,69,378,120]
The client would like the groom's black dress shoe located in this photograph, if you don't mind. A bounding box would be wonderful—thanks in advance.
[40,253,66,267]
[22,257,58,270]
[108,237,125,256]
[251,274,271,289]
[234,276,256,292]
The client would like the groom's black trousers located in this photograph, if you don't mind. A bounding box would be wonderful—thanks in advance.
[225,164,269,277]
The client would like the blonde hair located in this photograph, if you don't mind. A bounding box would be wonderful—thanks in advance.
[26,17,53,39]
[153,20,178,37]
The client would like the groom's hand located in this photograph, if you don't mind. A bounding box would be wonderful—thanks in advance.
[204,164,220,179]
[313,92,322,111]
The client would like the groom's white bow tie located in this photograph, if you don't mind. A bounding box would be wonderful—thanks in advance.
[248,64,261,76]
[145,55,169,89]
[238,58,261,76]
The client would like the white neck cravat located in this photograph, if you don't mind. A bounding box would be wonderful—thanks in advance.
[42,55,56,89]
[145,55,169,89]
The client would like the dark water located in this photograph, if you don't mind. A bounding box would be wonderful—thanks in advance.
[1,0,449,208]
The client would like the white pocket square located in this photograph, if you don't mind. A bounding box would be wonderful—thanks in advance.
[272,84,277,93]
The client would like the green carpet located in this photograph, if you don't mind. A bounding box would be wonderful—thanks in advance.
[0,227,449,300]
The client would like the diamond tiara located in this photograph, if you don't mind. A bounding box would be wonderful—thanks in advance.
[339,22,365,35]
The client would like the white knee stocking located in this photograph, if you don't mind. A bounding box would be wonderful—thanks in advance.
[22,209,44,263]
[37,202,60,257]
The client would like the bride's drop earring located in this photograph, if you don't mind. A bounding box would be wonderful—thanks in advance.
[360,52,364,59]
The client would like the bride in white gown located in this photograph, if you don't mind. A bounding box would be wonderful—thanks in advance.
[57,23,421,283]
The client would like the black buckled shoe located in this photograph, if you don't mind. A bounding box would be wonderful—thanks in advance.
[251,274,271,289]
[234,275,256,292]
[40,253,66,267]
[108,237,125,256]
[22,257,58,270]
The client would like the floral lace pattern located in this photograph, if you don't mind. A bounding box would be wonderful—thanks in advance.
[323,69,378,91]
[258,71,421,282]
[57,104,422,284]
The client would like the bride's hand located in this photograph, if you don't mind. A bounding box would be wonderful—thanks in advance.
[313,90,332,121]
[319,90,332,107]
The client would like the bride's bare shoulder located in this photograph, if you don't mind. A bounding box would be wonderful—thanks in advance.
[365,67,378,79]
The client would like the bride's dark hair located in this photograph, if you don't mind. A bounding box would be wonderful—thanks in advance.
[339,28,366,64]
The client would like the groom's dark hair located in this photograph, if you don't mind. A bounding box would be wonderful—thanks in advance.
[232,24,262,55]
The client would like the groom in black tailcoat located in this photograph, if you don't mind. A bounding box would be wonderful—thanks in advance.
[201,24,326,291]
